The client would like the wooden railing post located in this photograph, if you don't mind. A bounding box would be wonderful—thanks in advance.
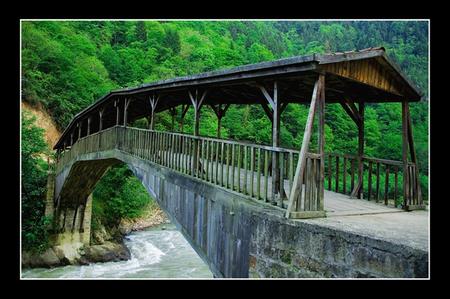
[115,99,120,126]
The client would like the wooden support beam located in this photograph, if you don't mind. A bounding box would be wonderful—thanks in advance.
[406,104,423,204]
[258,84,275,109]
[341,97,362,124]
[114,99,120,126]
[87,117,91,135]
[339,100,361,126]
[318,75,325,211]
[286,74,324,218]
[179,104,189,133]
[78,122,81,139]
[124,98,131,127]
[350,101,365,198]
[189,89,208,175]
[261,102,273,122]
[99,109,104,131]
[148,95,160,130]
[402,101,409,208]
[169,107,177,131]
[271,81,281,203]
[209,103,231,138]
[189,89,208,136]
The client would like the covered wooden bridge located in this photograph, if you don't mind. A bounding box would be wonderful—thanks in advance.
[53,47,425,219]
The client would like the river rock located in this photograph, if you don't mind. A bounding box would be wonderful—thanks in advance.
[53,242,84,265]
[22,248,62,268]
[83,241,131,263]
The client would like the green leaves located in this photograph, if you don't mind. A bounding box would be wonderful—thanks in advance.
[93,164,151,226]
[21,111,51,253]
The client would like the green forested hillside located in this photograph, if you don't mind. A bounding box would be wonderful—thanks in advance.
[21,20,429,251]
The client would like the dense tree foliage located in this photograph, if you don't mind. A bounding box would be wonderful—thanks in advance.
[92,164,152,228]
[21,21,429,247]
[21,111,52,253]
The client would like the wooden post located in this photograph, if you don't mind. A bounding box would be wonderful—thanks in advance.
[285,74,324,218]
[179,104,189,133]
[258,81,281,203]
[87,117,91,135]
[115,99,120,126]
[357,102,364,199]
[406,103,423,206]
[124,98,131,127]
[169,107,176,131]
[350,101,364,198]
[317,74,325,211]
[70,132,74,146]
[189,89,207,136]
[189,89,207,175]
[148,95,159,130]
[402,101,410,208]
[78,122,81,139]
[99,109,104,131]
[210,103,231,139]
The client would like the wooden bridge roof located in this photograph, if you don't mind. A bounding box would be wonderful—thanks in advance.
[54,47,423,150]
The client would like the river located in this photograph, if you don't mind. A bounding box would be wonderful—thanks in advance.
[22,224,213,279]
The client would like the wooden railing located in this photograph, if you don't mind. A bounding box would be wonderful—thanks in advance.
[56,126,423,214]
[56,126,326,213]
[325,153,422,208]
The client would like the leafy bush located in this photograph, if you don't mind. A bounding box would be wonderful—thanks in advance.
[21,111,52,253]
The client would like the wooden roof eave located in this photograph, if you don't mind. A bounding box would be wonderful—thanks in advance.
[54,61,319,149]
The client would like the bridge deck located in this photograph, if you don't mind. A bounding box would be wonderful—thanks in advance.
[160,151,402,217]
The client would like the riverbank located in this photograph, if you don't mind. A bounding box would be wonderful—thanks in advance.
[22,203,170,269]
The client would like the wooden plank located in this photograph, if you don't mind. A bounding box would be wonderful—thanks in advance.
[215,141,220,184]
[264,150,269,202]
[257,148,261,200]
[384,165,390,205]
[225,143,230,188]
[328,154,332,190]
[243,146,248,195]
[289,152,294,194]
[237,145,241,192]
[220,142,225,186]
[231,143,235,190]
[335,156,340,193]
[406,104,422,205]
[204,140,209,180]
[350,158,355,193]
[394,167,398,204]
[279,152,285,208]
[250,147,255,197]
[343,157,347,194]
[367,161,373,200]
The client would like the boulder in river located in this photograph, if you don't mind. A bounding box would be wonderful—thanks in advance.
[83,241,131,263]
